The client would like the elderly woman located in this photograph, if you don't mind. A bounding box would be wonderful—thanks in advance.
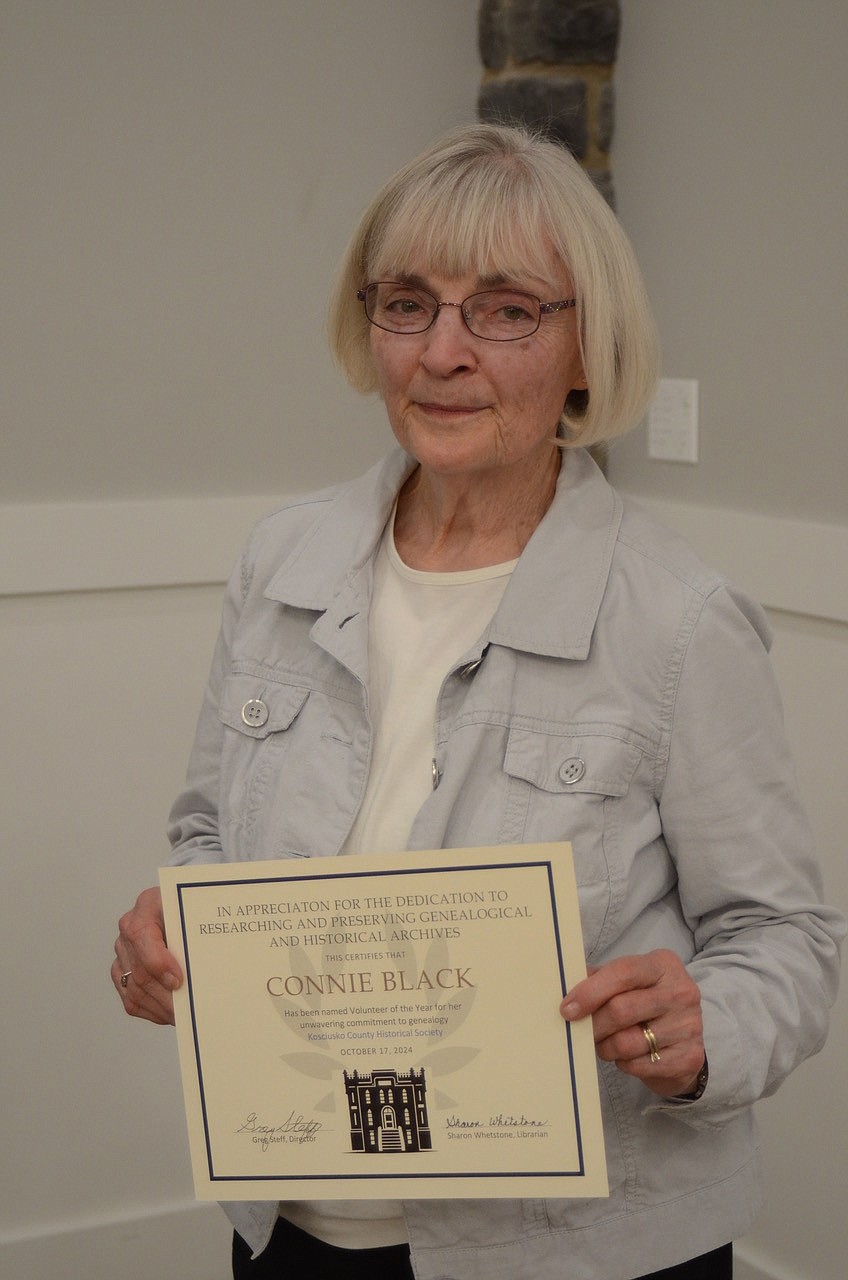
[113,124,842,1280]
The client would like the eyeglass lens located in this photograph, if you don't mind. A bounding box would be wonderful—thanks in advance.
[363,282,545,341]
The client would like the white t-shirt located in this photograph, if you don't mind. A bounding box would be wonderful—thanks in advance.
[280,516,515,1248]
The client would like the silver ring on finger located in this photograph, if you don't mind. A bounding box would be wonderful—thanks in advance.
[120,971,132,988]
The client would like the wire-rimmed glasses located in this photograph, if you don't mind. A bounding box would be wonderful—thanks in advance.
[357,281,576,342]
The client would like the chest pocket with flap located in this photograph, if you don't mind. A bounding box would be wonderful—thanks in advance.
[502,726,644,954]
[217,673,312,833]
[219,673,310,739]
[504,726,641,798]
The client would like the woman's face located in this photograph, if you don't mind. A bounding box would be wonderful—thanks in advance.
[368,268,585,486]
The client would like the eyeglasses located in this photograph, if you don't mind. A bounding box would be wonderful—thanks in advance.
[357,281,576,342]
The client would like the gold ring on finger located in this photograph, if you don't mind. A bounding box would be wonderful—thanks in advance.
[642,1024,661,1062]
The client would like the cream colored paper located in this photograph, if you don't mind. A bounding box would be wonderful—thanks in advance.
[160,843,607,1199]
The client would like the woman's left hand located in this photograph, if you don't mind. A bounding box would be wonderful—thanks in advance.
[560,949,705,1098]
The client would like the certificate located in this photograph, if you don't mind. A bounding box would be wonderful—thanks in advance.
[160,843,607,1200]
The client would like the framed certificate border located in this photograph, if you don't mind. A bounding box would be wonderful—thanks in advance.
[160,843,607,1200]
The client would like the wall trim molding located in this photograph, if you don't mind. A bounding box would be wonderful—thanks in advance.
[621,493,847,625]
[2,492,845,625]
[0,1201,787,1280]
[0,494,285,598]
[0,1200,231,1280]
[733,1249,792,1280]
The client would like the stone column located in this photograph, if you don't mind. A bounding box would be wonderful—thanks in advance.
[478,0,620,206]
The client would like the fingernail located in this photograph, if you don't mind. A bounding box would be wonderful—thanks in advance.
[561,998,580,1019]
[164,973,179,990]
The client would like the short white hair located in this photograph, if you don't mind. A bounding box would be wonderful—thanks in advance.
[330,122,659,447]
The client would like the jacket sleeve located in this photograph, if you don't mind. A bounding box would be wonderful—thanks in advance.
[655,583,844,1123]
[165,539,253,866]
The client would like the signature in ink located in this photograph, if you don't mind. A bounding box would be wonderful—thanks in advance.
[237,1110,323,1151]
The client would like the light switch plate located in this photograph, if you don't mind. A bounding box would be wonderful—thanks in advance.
[647,378,699,463]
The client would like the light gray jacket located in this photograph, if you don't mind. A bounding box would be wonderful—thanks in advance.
[168,447,843,1279]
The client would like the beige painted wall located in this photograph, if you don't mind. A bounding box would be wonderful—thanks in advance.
[610,0,848,524]
[0,2,479,1274]
[1,0,480,505]
[613,4,848,1279]
[2,3,845,1279]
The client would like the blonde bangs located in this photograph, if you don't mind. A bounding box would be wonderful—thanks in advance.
[369,162,570,293]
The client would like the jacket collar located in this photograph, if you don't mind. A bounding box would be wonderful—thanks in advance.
[265,447,622,662]
[263,449,416,611]
[490,446,623,660]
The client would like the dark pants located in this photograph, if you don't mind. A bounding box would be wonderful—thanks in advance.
[232,1216,732,1279]
[232,1217,415,1278]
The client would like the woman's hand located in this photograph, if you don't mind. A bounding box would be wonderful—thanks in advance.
[561,949,705,1098]
[112,886,183,1026]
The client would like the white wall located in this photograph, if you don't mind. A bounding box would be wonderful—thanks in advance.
[1,0,481,506]
[0,2,479,1276]
[1,584,233,1278]
[611,0,848,525]
[613,5,848,1279]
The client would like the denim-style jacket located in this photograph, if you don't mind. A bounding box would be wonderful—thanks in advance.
[168,447,843,1279]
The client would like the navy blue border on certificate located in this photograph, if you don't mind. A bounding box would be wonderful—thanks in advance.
[175,855,585,1187]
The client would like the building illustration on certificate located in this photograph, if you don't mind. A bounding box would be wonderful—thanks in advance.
[343,1068,432,1153]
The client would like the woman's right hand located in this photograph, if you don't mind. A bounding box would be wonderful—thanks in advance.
[112,886,183,1025]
